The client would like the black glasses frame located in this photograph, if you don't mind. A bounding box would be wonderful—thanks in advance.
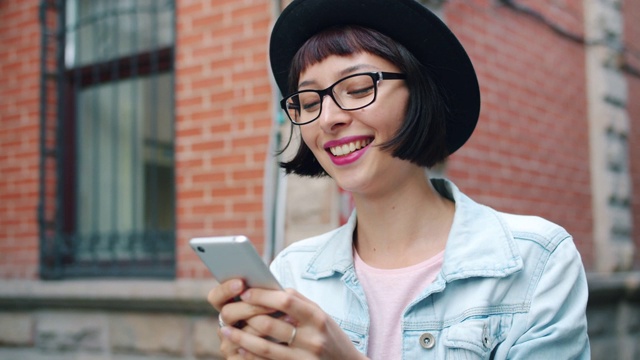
[280,71,406,125]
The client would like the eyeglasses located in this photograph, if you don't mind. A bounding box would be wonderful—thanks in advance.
[280,71,406,125]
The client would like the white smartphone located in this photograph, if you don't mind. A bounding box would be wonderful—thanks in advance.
[189,235,283,290]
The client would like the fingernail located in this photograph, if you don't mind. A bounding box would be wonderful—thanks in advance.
[231,280,242,292]
[221,326,232,338]
[240,290,250,301]
[238,348,247,356]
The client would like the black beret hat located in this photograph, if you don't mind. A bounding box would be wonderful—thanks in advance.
[269,0,480,154]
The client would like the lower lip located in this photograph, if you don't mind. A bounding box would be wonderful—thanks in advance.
[328,145,369,166]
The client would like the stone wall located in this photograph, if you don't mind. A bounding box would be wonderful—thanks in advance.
[0,311,221,360]
[0,280,223,360]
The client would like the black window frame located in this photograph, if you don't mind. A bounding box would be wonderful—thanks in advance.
[38,0,176,279]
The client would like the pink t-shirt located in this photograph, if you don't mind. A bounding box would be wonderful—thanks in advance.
[354,249,444,360]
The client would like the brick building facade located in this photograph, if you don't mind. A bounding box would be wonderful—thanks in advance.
[1,0,639,358]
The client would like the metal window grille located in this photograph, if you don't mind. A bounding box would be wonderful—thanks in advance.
[38,0,176,279]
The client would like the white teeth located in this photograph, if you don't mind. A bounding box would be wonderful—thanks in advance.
[329,139,371,157]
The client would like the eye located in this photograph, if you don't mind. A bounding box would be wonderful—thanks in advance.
[299,93,321,112]
[347,85,375,98]
[339,75,375,98]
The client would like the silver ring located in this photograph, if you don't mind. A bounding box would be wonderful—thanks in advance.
[218,313,227,328]
[287,326,297,346]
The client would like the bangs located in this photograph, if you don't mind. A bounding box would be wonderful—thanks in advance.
[287,26,402,94]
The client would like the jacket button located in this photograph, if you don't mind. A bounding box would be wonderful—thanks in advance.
[419,333,435,349]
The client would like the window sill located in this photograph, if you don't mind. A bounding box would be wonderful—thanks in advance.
[586,271,640,303]
[0,279,216,313]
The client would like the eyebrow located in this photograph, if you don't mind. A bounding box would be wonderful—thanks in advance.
[297,64,377,89]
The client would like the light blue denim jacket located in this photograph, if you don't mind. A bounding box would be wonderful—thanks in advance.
[270,179,590,359]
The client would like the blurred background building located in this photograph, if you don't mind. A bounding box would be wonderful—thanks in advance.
[0,0,639,358]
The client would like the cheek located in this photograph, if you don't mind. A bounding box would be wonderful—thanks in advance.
[375,106,408,140]
[369,89,409,136]
[299,127,314,147]
[299,126,324,155]
[389,96,410,132]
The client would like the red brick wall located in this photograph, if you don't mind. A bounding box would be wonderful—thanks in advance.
[4,0,638,278]
[0,0,41,278]
[444,0,594,268]
[175,0,274,278]
[624,0,640,269]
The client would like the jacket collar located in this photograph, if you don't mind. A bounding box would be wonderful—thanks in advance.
[302,179,523,281]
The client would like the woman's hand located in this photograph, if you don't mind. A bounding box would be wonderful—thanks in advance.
[207,279,244,312]
[208,279,277,358]
[219,288,367,360]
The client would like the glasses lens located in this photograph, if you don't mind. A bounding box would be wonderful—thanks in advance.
[283,74,378,124]
[333,74,376,110]
[285,91,321,124]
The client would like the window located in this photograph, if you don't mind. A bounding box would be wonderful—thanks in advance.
[39,0,175,278]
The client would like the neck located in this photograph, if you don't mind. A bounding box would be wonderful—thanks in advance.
[352,175,454,269]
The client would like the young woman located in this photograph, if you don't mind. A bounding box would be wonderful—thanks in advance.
[208,0,590,359]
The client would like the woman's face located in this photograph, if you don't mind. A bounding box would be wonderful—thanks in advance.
[297,52,418,196]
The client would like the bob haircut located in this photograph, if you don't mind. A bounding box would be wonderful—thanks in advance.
[279,25,449,177]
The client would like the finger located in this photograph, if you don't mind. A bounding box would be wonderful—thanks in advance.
[219,323,264,358]
[280,288,325,325]
[226,350,264,360]
[238,348,271,360]
[226,355,244,360]
[207,279,245,310]
[221,326,296,360]
[245,314,298,345]
[240,288,317,324]
[220,299,278,328]
[218,327,239,357]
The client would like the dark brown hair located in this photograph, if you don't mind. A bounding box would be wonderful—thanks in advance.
[279,25,449,177]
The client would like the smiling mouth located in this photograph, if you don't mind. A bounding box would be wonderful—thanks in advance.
[328,138,372,157]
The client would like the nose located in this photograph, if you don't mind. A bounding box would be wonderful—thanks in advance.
[318,94,352,133]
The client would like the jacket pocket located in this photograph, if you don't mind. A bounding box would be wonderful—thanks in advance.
[442,314,511,359]
[341,328,366,354]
